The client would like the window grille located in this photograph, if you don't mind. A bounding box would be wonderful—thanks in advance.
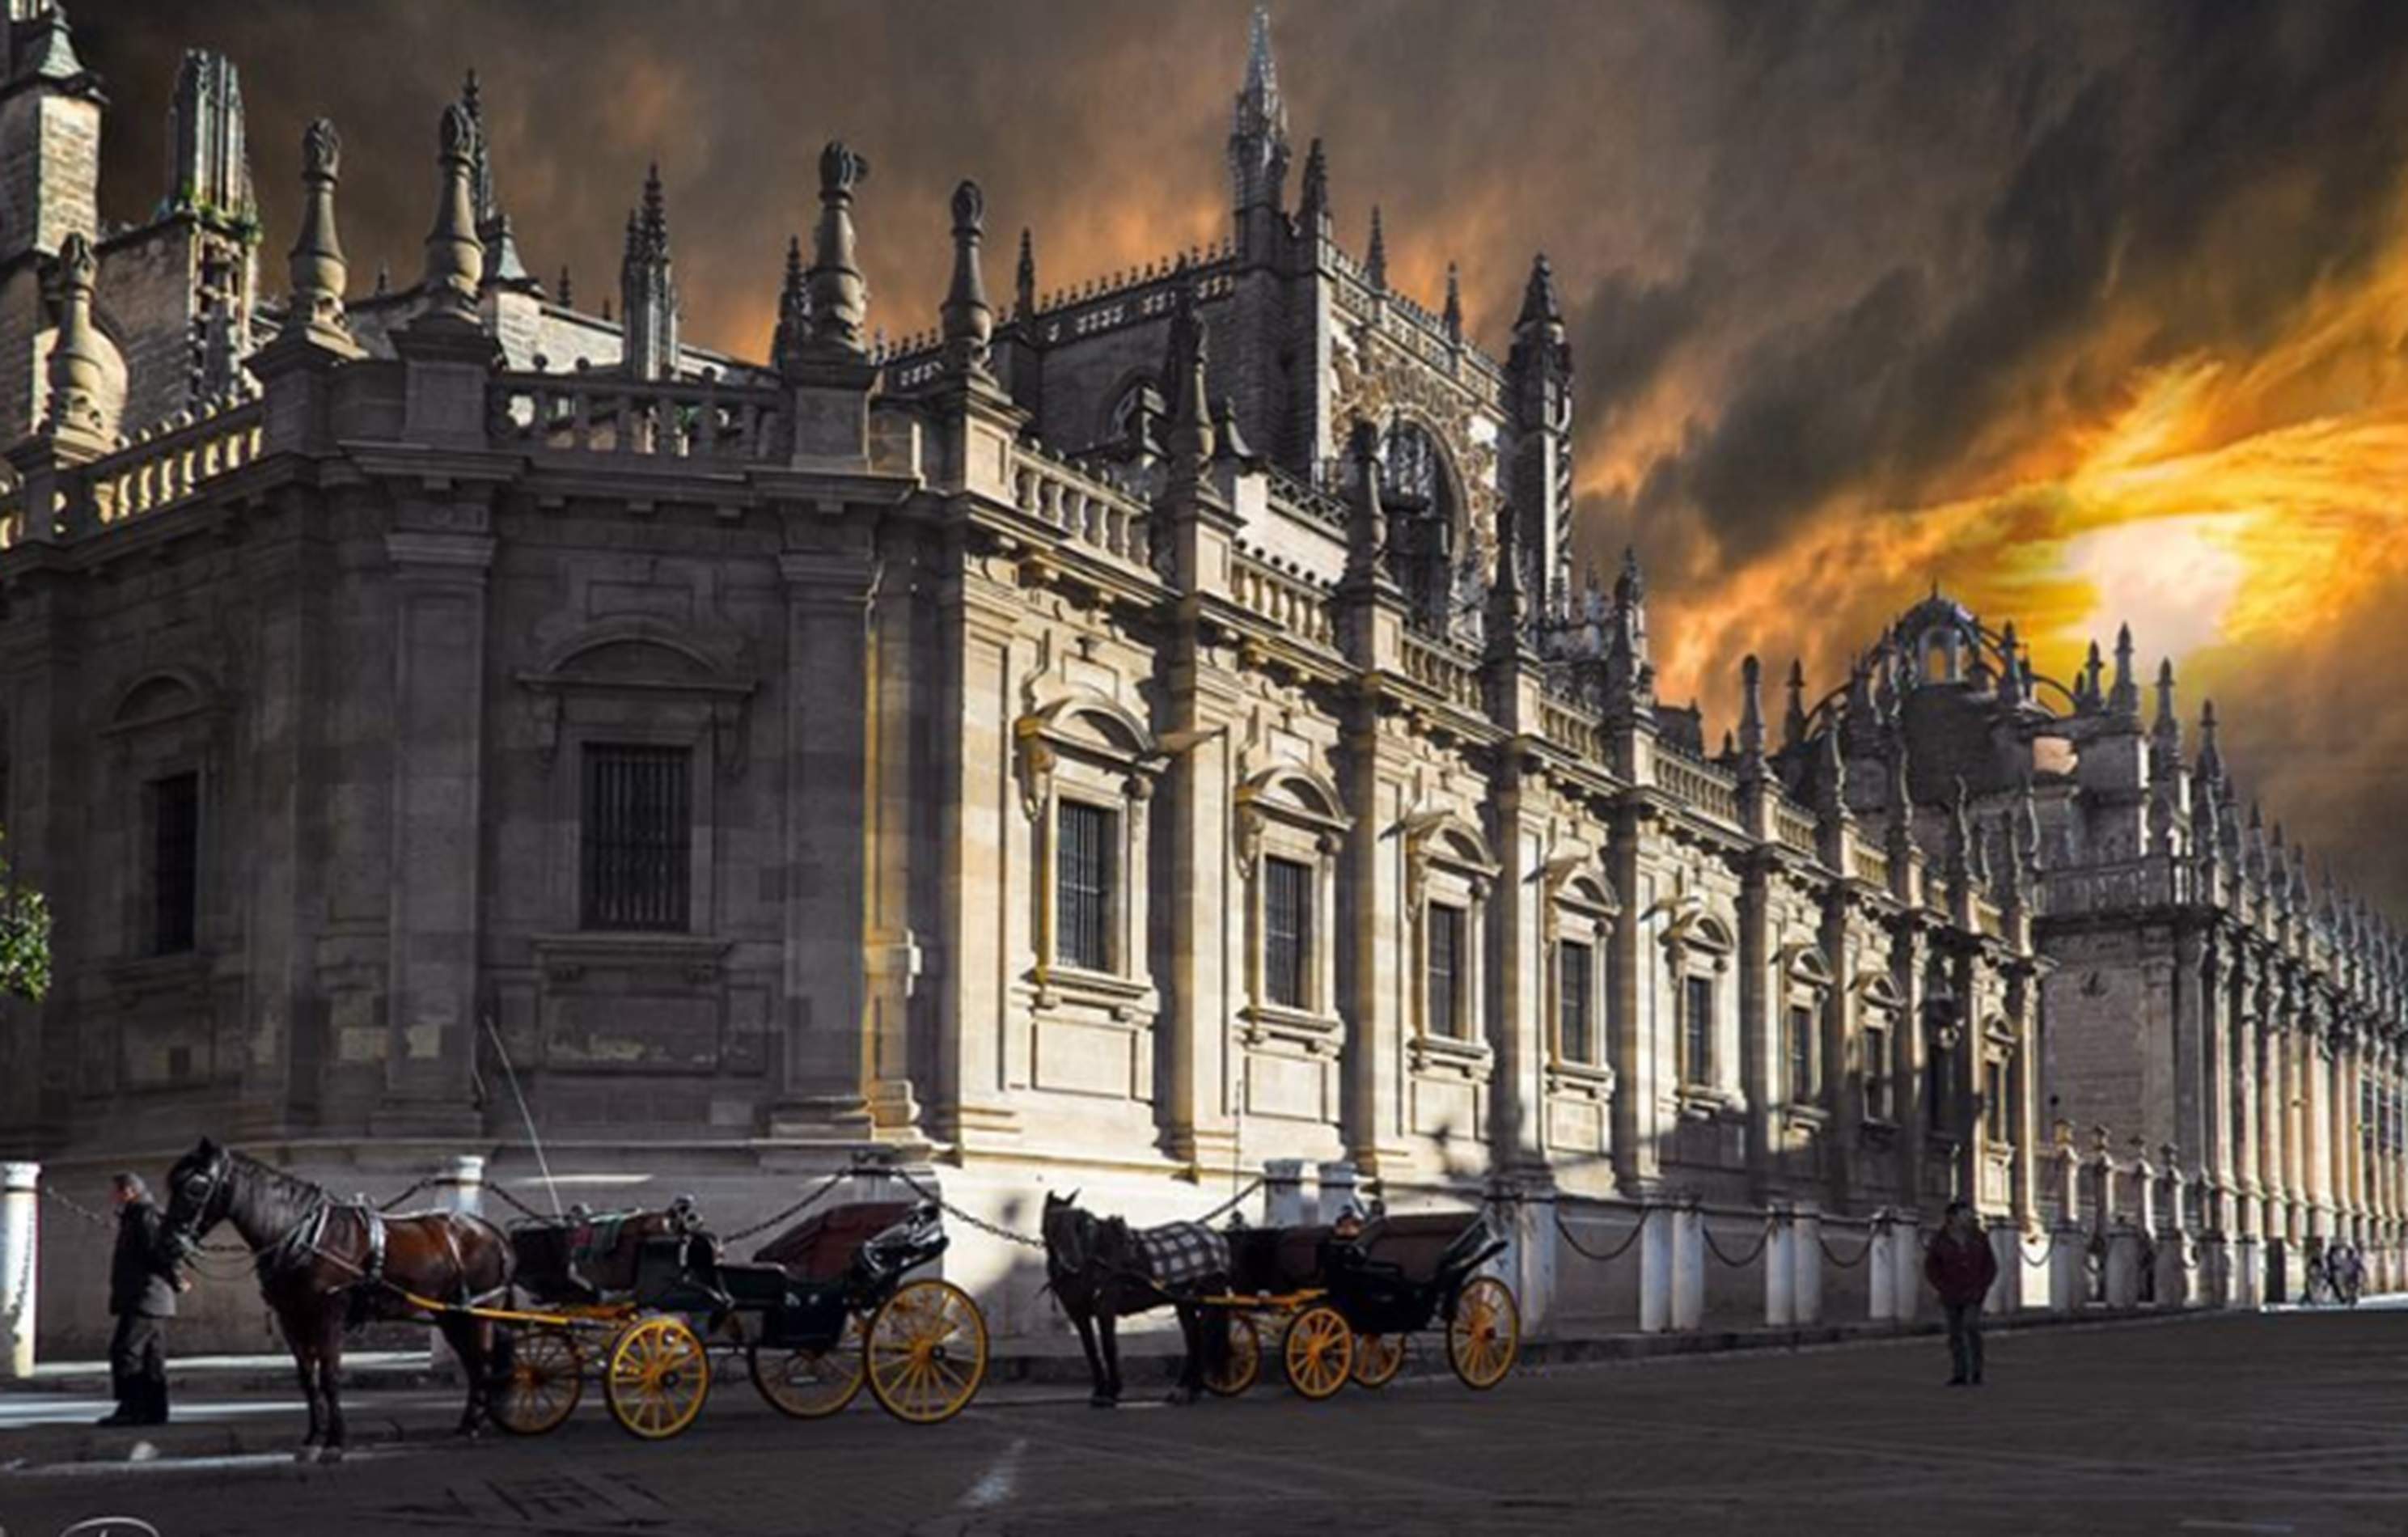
[581,744,692,931]
[1427,903,1466,1039]
[1682,975,1714,1086]
[1056,799,1116,972]
[1788,1003,1817,1103]
[1263,855,1312,1009]
[1559,940,1595,1065]
[151,771,200,955]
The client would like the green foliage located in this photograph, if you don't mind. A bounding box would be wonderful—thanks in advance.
[0,836,52,1001]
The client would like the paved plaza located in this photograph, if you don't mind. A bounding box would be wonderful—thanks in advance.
[6,1308,2408,1535]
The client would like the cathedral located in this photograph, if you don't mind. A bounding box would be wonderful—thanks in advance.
[0,4,2395,1351]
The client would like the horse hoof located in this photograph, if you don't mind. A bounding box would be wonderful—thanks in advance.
[294,1446,319,1466]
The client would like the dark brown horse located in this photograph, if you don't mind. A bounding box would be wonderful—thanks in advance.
[159,1138,514,1460]
[1040,1191,1228,1407]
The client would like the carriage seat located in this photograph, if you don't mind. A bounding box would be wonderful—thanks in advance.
[751,1200,917,1282]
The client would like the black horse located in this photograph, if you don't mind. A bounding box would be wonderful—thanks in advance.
[1040,1190,1228,1407]
[159,1138,516,1460]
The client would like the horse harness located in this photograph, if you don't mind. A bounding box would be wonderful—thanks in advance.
[179,1149,506,1310]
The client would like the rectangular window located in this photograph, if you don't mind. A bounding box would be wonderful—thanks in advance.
[1427,903,1466,1039]
[580,744,692,931]
[1559,941,1595,1065]
[1056,799,1117,972]
[1864,1022,1891,1121]
[1788,1004,1817,1104]
[150,771,200,955]
[1985,1059,2008,1141]
[1681,975,1714,1086]
[1262,856,1312,1010]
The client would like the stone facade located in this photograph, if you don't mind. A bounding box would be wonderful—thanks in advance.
[0,6,2385,1352]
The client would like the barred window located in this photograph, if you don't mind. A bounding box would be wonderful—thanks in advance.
[1559,941,1596,1065]
[1427,903,1466,1039]
[150,771,200,955]
[1864,1021,1892,1121]
[1681,975,1714,1086]
[1788,1004,1817,1103]
[1056,799,1116,972]
[1985,1058,2009,1141]
[581,744,692,931]
[1263,855,1312,1009]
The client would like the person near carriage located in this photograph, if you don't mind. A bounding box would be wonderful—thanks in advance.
[1924,1200,1998,1387]
[99,1172,188,1427]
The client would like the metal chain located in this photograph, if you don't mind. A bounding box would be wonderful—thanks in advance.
[885,1167,1047,1250]
[484,1182,549,1221]
[1816,1218,1883,1270]
[1555,1204,1648,1264]
[1701,1214,1775,1268]
[1195,1178,1264,1227]
[721,1167,857,1243]
[37,1184,113,1228]
[2,1196,35,1356]
[375,1177,435,1213]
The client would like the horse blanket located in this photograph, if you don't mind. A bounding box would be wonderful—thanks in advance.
[1131,1221,1229,1294]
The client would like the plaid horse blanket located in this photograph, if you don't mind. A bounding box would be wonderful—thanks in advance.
[1132,1221,1229,1294]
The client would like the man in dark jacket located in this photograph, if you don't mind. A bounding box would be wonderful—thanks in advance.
[1923,1200,2000,1387]
[99,1172,184,1427]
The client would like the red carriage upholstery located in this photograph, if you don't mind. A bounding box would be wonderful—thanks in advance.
[751,1200,916,1281]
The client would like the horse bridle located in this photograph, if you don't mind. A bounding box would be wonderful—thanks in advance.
[165,1145,234,1260]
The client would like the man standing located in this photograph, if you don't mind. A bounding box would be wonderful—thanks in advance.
[1924,1200,2000,1387]
[98,1172,183,1427]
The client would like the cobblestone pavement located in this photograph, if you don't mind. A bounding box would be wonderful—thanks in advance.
[8,1310,2408,1536]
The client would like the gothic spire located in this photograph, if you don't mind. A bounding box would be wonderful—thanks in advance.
[2110,623,2139,714]
[940,180,994,381]
[1487,491,1528,650]
[620,162,678,379]
[169,49,252,227]
[1605,546,1654,710]
[1783,658,1808,748]
[1298,138,1329,232]
[458,69,529,287]
[771,233,808,372]
[461,70,493,222]
[2151,658,2180,760]
[2197,699,2224,782]
[1366,206,1386,290]
[1516,252,1563,334]
[286,118,350,342]
[1444,261,1462,345]
[417,101,483,325]
[2079,640,2105,710]
[1014,227,1035,319]
[1228,6,1290,218]
[1738,655,1766,764]
[803,140,871,362]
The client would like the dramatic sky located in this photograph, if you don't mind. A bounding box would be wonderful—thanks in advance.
[79,0,2408,906]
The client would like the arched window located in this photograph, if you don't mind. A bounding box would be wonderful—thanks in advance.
[1379,421,1460,632]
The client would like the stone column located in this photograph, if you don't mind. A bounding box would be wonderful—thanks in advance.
[442,1154,486,1217]
[1509,1183,1558,1342]
[2230,951,2260,1239]
[768,540,876,1136]
[2105,1222,2144,1308]
[2049,1217,2086,1313]
[1,1162,36,1379]
[1670,1201,1704,1331]
[1489,769,1551,1179]
[379,527,495,1132]
[1609,805,1665,1193]
[1891,1209,1922,1323]
[1339,722,1415,1176]
[1868,1213,1896,1321]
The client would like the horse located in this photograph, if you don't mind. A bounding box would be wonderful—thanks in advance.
[159,1137,516,1461]
[1039,1190,1229,1407]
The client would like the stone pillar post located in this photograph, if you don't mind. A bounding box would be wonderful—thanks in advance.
[1891,1210,1922,1323]
[1984,1219,2021,1316]
[2232,1230,2261,1308]
[443,1154,486,1217]
[2105,1222,2144,1308]
[1639,1201,1672,1333]
[1,1163,37,1380]
[1764,1205,1794,1327]
[1791,1204,1823,1325]
[1868,1213,1896,1322]
[1315,1161,1360,1224]
[1670,1201,1704,1332]
[1263,1158,1306,1226]
[2049,1219,2085,1313]
[1509,1183,1557,1342]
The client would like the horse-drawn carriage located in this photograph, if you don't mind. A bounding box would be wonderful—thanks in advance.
[1204,1210,1521,1399]
[493,1197,989,1439]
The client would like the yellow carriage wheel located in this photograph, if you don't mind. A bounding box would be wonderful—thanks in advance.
[750,1315,867,1420]
[1281,1305,1353,1401]
[1350,1332,1407,1390]
[1446,1277,1520,1391]
[604,1315,712,1440]
[1202,1313,1262,1397]
[865,1279,988,1426]
[493,1326,582,1435]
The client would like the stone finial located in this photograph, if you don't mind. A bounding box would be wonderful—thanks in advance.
[803,140,871,362]
[418,101,484,324]
[940,180,993,380]
[288,117,349,337]
[1738,654,1766,761]
[1164,269,1213,469]
[1298,138,1330,231]
[1488,501,1528,650]
[1346,417,1387,574]
[771,234,808,370]
[1211,395,1254,464]
[17,1,88,86]
[2079,639,2105,710]
[2110,622,2139,714]
[1818,705,1848,813]
[1997,620,2024,707]
[1784,658,1808,748]
[1366,205,1387,290]
[1444,261,1462,345]
[2196,698,2223,781]
[1014,227,1036,319]
[619,163,679,379]
[43,231,107,440]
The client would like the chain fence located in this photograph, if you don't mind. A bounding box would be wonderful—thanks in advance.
[1699,1213,1775,1268]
